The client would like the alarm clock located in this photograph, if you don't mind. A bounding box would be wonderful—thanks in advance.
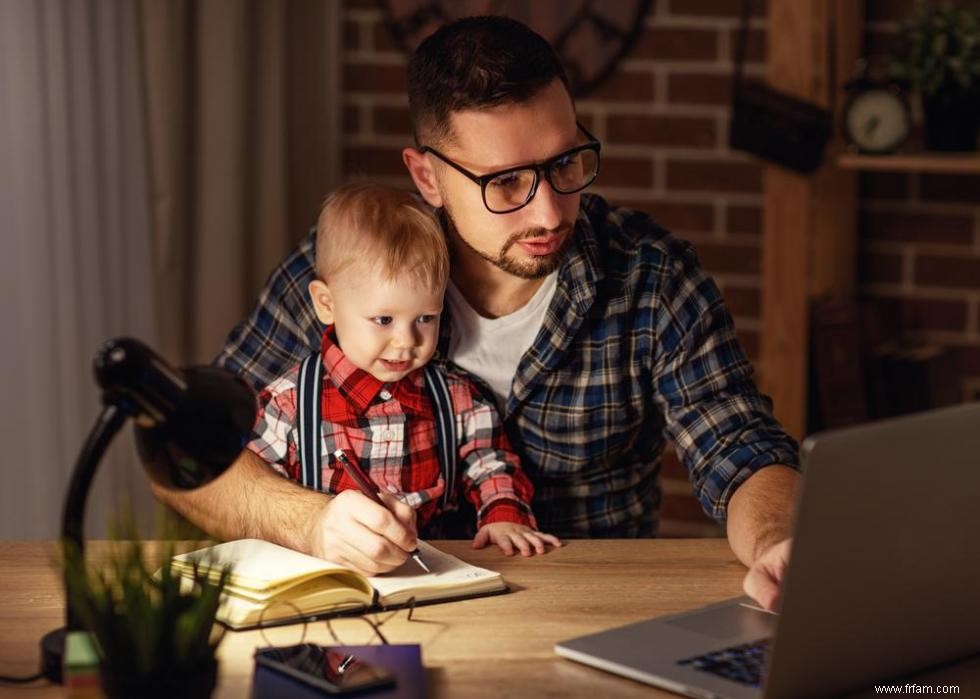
[842,82,912,154]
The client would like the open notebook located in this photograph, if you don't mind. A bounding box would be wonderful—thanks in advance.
[171,539,506,630]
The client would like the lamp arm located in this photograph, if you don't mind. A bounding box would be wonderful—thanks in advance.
[60,400,129,630]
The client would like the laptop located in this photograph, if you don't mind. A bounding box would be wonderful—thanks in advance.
[555,402,980,698]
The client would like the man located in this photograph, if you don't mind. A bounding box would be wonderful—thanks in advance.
[152,17,799,611]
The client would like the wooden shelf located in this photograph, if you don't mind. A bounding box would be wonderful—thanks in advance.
[837,152,980,174]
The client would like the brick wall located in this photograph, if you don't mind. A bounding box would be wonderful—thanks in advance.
[341,0,980,536]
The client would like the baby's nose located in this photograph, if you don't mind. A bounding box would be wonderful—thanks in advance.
[391,325,417,348]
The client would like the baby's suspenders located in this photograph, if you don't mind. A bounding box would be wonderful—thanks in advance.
[296,353,325,492]
[296,353,457,515]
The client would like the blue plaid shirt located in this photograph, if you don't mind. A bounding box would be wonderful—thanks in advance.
[216,193,799,537]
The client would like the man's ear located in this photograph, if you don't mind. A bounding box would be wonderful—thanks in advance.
[402,147,444,209]
[308,279,335,325]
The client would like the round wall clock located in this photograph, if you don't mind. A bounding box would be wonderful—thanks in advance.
[383,0,653,97]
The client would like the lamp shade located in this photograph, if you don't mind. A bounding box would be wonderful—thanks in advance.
[94,338,256,489]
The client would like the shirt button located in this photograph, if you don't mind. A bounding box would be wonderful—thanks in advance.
[379,390,392,400]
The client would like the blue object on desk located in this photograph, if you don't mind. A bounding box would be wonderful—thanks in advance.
[252,644,426,699]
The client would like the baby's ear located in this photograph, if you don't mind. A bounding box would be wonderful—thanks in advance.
[308,279,335,325]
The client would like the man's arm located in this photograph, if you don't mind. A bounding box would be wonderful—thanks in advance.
[727,464,799,611]
[726,463,799,565]
[638,232,800,609]
[150,449,419,574]
[151,449,323,551]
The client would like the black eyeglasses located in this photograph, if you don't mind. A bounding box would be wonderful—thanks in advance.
[419,122,601,214]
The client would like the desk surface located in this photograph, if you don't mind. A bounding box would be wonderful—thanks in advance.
[1,539,977,698]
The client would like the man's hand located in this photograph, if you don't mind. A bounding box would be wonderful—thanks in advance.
[742,537,791,612]
[307,490,419,575]
[472,522,562,556]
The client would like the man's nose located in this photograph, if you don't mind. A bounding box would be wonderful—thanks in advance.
[524,177,564,231]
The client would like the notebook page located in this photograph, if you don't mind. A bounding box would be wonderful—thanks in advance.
[367,540,503,601]
[173,538,351,592]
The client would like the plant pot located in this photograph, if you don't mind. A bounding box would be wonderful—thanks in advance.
[99,658,218,699]
[922,88,980,151]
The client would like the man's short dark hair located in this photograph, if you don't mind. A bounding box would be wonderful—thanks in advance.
[407,16,570,146]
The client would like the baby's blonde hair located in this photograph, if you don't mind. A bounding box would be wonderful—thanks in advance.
[315,183,449,291]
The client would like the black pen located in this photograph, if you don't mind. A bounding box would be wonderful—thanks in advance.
[332,449,430,573]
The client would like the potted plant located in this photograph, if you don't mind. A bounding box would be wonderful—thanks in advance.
[890,2,980,151]
[63,528,231,699]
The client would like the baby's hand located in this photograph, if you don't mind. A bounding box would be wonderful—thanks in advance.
[472,522,562,556]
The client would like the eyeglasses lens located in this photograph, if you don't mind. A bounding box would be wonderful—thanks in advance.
[483,148,598,213]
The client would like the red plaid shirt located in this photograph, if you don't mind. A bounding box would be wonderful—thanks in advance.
[248,328,536,530]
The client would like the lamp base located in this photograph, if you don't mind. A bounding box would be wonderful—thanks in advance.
[41,627,66,684]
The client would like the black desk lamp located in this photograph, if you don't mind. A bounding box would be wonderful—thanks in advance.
[39,338,256,683]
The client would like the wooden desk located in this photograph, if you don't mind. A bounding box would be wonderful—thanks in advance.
[1,539,741,697]
[2,539,977,698]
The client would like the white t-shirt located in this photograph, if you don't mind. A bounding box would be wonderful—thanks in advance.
[445,272,558,411]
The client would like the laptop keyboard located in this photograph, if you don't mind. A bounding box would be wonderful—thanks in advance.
[677,638,770,688]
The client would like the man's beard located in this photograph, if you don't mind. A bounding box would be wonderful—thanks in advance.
[442,205,573,280]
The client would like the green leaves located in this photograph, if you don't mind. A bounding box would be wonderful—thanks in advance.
[890,2,980,97]
[62,534,230,682]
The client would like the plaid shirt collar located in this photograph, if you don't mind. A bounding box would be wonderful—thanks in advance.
[438,201,606,416]
[320,326,430,417]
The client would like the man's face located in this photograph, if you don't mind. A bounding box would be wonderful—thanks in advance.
[320,265,445,383]
[428,80,583,280]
